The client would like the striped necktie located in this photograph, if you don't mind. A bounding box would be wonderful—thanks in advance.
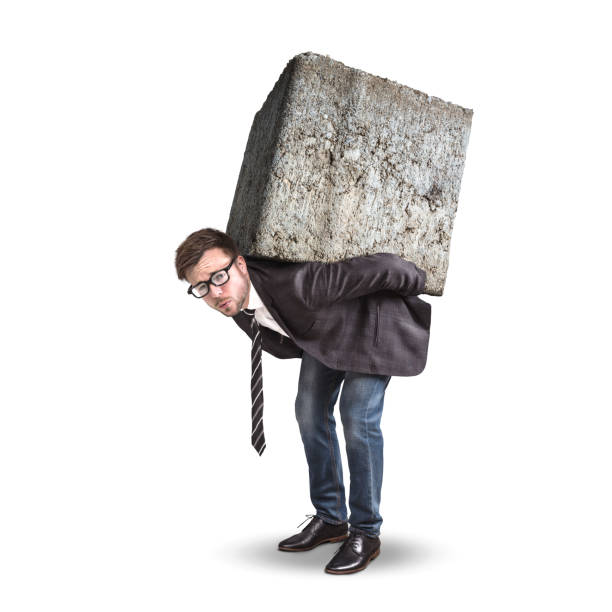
[243,308,266,456]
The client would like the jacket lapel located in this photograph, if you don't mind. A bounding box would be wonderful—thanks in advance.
[246,263,295,339]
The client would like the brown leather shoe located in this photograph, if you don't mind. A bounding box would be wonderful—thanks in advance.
[324,530,381,574]
[278,515,349,552]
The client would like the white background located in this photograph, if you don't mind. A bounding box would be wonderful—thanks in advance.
[1,1,610,610]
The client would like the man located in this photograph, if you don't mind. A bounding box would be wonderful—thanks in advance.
[175,227,431,574]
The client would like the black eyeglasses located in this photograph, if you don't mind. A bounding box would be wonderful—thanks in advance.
[187,257,237,298]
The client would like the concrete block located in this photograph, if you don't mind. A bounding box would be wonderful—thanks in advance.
[226,51,473,296]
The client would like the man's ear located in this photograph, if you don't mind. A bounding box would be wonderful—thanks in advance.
[236,255,248,274]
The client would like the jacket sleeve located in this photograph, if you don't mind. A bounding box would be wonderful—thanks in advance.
[295,253,427,310]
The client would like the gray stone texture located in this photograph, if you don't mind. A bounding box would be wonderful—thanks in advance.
[226,51,473,296]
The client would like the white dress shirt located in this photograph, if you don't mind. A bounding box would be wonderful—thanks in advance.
[242,282,290,338]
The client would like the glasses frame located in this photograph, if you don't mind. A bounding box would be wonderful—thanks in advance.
[187,256,237,298]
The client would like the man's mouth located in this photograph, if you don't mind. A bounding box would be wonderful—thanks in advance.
[219,299,231,308]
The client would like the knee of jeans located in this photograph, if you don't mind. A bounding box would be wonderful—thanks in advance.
[342,413,382,445]
[340,415,361,443]
[294,395,318,431]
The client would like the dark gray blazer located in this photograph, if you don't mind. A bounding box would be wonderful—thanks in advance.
[232,253,431,377]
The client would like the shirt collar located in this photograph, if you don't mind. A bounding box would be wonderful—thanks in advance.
[243,281,264,310]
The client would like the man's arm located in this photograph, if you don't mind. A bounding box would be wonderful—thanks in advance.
[295,253,427,310]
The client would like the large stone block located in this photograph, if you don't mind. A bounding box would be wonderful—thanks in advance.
[226,51,473,296]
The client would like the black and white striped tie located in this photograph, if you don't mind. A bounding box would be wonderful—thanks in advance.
[243,308,266,456]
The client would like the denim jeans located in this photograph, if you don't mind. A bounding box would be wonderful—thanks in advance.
[294,350,392,537]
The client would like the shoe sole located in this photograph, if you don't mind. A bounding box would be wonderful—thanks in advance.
[324,547,380,574]
[278,533,349,552]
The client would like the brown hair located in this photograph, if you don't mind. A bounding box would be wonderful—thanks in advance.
[174,228,240,281]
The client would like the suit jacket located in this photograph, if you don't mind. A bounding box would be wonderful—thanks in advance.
[232,253,431,377]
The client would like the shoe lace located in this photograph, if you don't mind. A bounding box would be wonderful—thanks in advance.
[296,513,316,529]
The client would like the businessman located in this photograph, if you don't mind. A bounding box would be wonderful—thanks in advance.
[175,227,431,574]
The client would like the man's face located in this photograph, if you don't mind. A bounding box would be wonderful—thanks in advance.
[185,247,251,317]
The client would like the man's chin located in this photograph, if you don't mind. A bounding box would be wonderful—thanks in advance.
[217,300,236,315]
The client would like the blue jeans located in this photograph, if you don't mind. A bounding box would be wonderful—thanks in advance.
[294,351,392,537]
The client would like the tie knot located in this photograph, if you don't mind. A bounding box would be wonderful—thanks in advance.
[243,308,256,316]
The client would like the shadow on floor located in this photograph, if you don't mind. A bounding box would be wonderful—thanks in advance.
[215,533,438,573]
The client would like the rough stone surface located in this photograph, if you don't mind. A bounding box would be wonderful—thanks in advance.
[226,51,473,296]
